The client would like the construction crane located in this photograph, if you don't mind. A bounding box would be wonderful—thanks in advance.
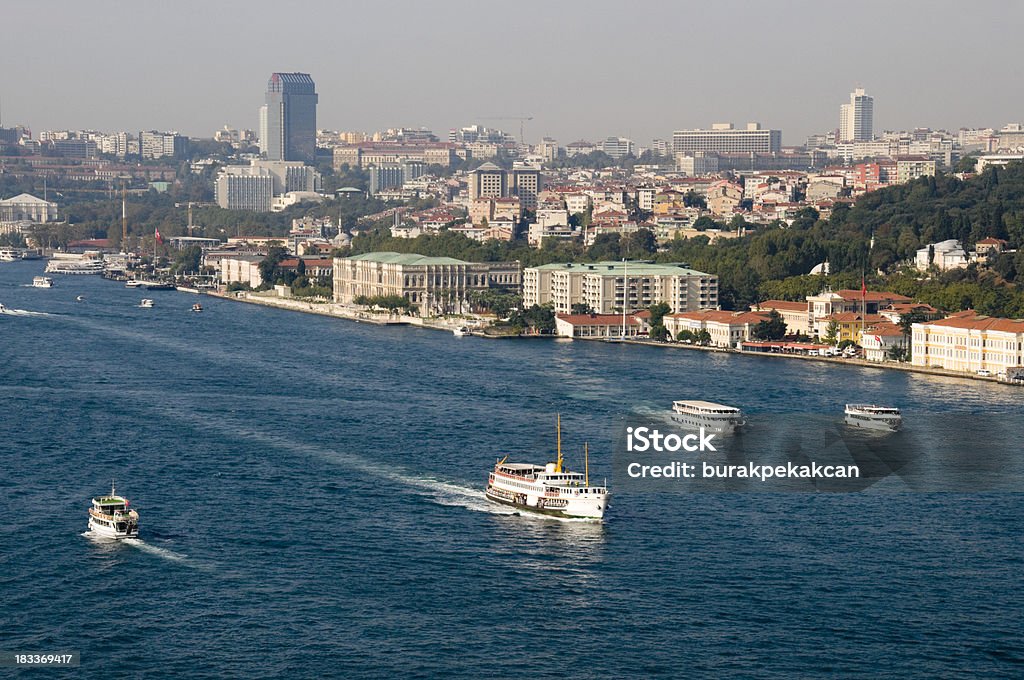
[477,116,534,144]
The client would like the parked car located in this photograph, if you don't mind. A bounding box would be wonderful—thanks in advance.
[977,369,992,377]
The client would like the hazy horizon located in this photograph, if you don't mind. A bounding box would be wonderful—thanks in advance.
[4,0,1023,147]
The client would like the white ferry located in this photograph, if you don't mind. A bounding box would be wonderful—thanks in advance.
[32,276,54,288]
[45,256,105,275]
[844,404,902,432]
[87,484,139,539]
[671,400,745,434]
[485,416,609,520]
[0,248,22,262]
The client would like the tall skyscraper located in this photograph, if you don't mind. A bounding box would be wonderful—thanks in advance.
[839,88,874,142]
[261,72,318,163]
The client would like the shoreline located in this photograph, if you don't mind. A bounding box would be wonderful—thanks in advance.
[200,289,1018,387]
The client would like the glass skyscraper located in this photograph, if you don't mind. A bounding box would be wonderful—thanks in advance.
[261,72,318,163]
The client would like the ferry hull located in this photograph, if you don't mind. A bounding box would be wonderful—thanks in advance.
[485,487,607,520]
[844,415,901,432]
[88,517,139,539]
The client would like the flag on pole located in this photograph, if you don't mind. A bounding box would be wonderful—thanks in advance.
[155,228,163,244]
[861,275,866,297]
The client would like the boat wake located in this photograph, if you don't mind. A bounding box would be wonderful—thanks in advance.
[0,305,50,317]
[83,531,202,567]
[122,538,200,566]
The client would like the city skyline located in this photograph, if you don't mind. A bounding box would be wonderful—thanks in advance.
[3,0,1024,146]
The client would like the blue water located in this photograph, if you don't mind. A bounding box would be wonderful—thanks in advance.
[1,260,1022,678]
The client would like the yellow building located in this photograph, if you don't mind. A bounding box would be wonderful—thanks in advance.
[912,313,1024,374]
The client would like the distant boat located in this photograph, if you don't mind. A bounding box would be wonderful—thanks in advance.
[844,404,901,432]
[32,276,54,288]
[76,295,85,302]
[139,299,154,308]
[671,400,745,434]
[87,483,139,539]
[125,280,143,288]
[453,326,468,337]
[191,303,203,313]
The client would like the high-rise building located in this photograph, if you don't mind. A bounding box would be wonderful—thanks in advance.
[139,131,187,159]
[672,123,781,154]
[839,88,874,143]
[467,162,543,211]
[262,72,318,163]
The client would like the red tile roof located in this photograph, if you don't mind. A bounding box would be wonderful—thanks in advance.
[556,313,641,326]
[753,300,808,313]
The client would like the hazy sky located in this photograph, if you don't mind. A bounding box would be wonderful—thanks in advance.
[4,0,1023,146]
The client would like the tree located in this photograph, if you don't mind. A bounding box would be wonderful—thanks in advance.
[694,329,712,345]
[676,329,696,343]
[651,324,669,342]
[571,302,594,315]
[823,319,840,346]
[751,310,787,340]
[647,302,671,327]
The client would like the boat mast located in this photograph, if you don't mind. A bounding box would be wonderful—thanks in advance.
[556,413,563,473]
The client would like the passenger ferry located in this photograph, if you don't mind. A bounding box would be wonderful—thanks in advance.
[671,400,745,434]
[87,484,139,539]
[0,247,23,262]
[485,416,609,520]
[32,276,54,288]
[844,404,902,432]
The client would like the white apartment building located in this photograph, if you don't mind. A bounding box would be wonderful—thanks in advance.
[523,261,718,314]
[839,88,874,143]
[912,314,1024,374]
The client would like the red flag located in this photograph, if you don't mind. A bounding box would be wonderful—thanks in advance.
[861,276,866,297]
[155,228,163,244]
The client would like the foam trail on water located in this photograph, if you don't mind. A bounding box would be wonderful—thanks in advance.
[123,539,205,567]
[0,306,52,317]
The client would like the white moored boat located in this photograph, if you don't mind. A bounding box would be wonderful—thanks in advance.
[87,484,139,539]
[32,276,54,288]
[844,404,901,432]
[485,416,609,520]
[671,400,745,434]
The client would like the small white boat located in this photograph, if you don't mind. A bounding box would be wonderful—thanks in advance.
[191,303,203,313]
[139,299,154,308]
[125,280,143,288]
[453,326,468,337]
[76,295,85,302]
[844,404,901,432]
[32,276,54,288]
[671,400,745,434]
[87,483,139,539]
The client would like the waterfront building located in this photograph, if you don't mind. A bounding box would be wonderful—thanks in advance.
[664,310,771,348]
[839,88,874,143]
[860,322,906,362]
[806,289,912,337]
[912,313,1024,374]
[749,300,811,336]
[554,313,644,339]
[0,193,59,223]
[333,252,521,315]
[262,72,318,163]
[523,261,717,314]
[672,123,781,155]
[817,312,887,344]
[219,255,266,288]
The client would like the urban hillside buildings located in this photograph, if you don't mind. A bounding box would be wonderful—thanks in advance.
[260,72,318,163]
[215,160,322,212]
[523,261,718,314]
